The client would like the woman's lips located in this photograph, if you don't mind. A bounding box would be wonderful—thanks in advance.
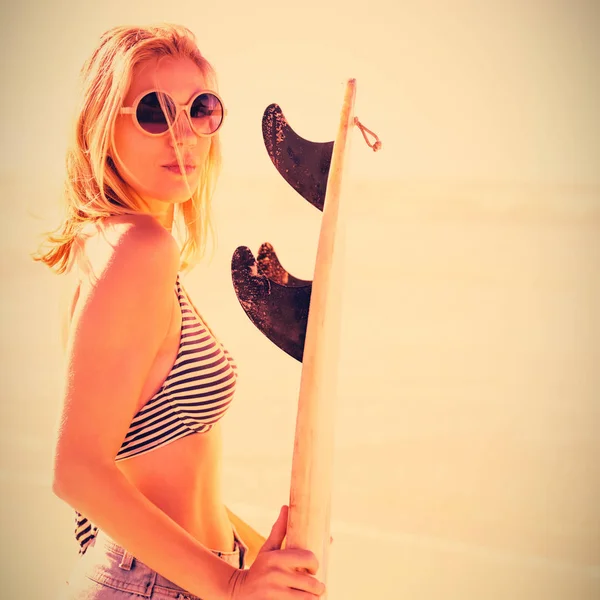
[162,165,196,175]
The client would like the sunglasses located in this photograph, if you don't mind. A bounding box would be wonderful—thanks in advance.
[119,89,226,137]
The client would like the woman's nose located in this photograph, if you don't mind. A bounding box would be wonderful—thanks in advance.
[170,111,197,145]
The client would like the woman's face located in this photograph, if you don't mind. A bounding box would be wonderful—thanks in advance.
[112,56,214,218]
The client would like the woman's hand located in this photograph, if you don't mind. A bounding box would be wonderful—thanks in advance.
[228,506,326,599]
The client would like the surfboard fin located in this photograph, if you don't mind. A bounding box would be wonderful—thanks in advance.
[257,242,311,288]
[231,244,311,362]
[262,103,332,211]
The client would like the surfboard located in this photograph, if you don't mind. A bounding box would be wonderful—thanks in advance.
[231,79,364,595]
[285,79,356,592]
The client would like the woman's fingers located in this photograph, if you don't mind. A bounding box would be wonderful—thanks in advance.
[258,505,289,553]
[234,562,326,600]
[241,507,330,599]
[267,566,325,596]
[272,548,320,575]
[288,571,326,597]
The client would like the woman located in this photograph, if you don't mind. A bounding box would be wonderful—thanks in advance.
[34,23,325,600]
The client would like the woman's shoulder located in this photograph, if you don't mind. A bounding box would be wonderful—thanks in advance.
[80,213,178,257]
[75,214,180,286]
[60,214,179,352]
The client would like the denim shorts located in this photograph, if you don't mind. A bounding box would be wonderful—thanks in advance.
[62,527,248,599]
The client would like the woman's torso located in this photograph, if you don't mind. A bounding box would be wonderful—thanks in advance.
[60,218,235,552]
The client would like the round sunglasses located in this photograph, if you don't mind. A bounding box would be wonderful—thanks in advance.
[119,89,226,137]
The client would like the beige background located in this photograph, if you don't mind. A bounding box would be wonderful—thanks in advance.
[1,1,599,598]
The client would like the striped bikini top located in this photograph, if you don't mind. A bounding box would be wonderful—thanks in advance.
[75,273,238,553]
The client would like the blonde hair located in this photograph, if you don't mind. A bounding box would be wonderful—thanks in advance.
[32,23,221,273]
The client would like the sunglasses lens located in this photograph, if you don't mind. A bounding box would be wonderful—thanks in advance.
[136,92,176,134]
[190,93,224,135]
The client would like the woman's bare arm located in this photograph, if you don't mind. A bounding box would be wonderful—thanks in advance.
[52,216,238,600]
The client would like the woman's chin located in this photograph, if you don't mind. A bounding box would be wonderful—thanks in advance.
[145,184,199,205]
[163,176,200,195]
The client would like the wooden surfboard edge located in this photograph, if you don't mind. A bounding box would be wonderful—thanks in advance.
[286,78,357,591]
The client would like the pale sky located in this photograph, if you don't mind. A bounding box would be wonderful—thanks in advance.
[1,0,599,184]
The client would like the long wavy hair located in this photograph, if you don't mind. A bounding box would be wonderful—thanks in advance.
[32,23,221,273]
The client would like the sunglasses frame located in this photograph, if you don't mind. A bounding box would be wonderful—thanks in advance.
[119,89,227,137]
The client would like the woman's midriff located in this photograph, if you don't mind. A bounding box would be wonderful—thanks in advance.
[116,426,235,553]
